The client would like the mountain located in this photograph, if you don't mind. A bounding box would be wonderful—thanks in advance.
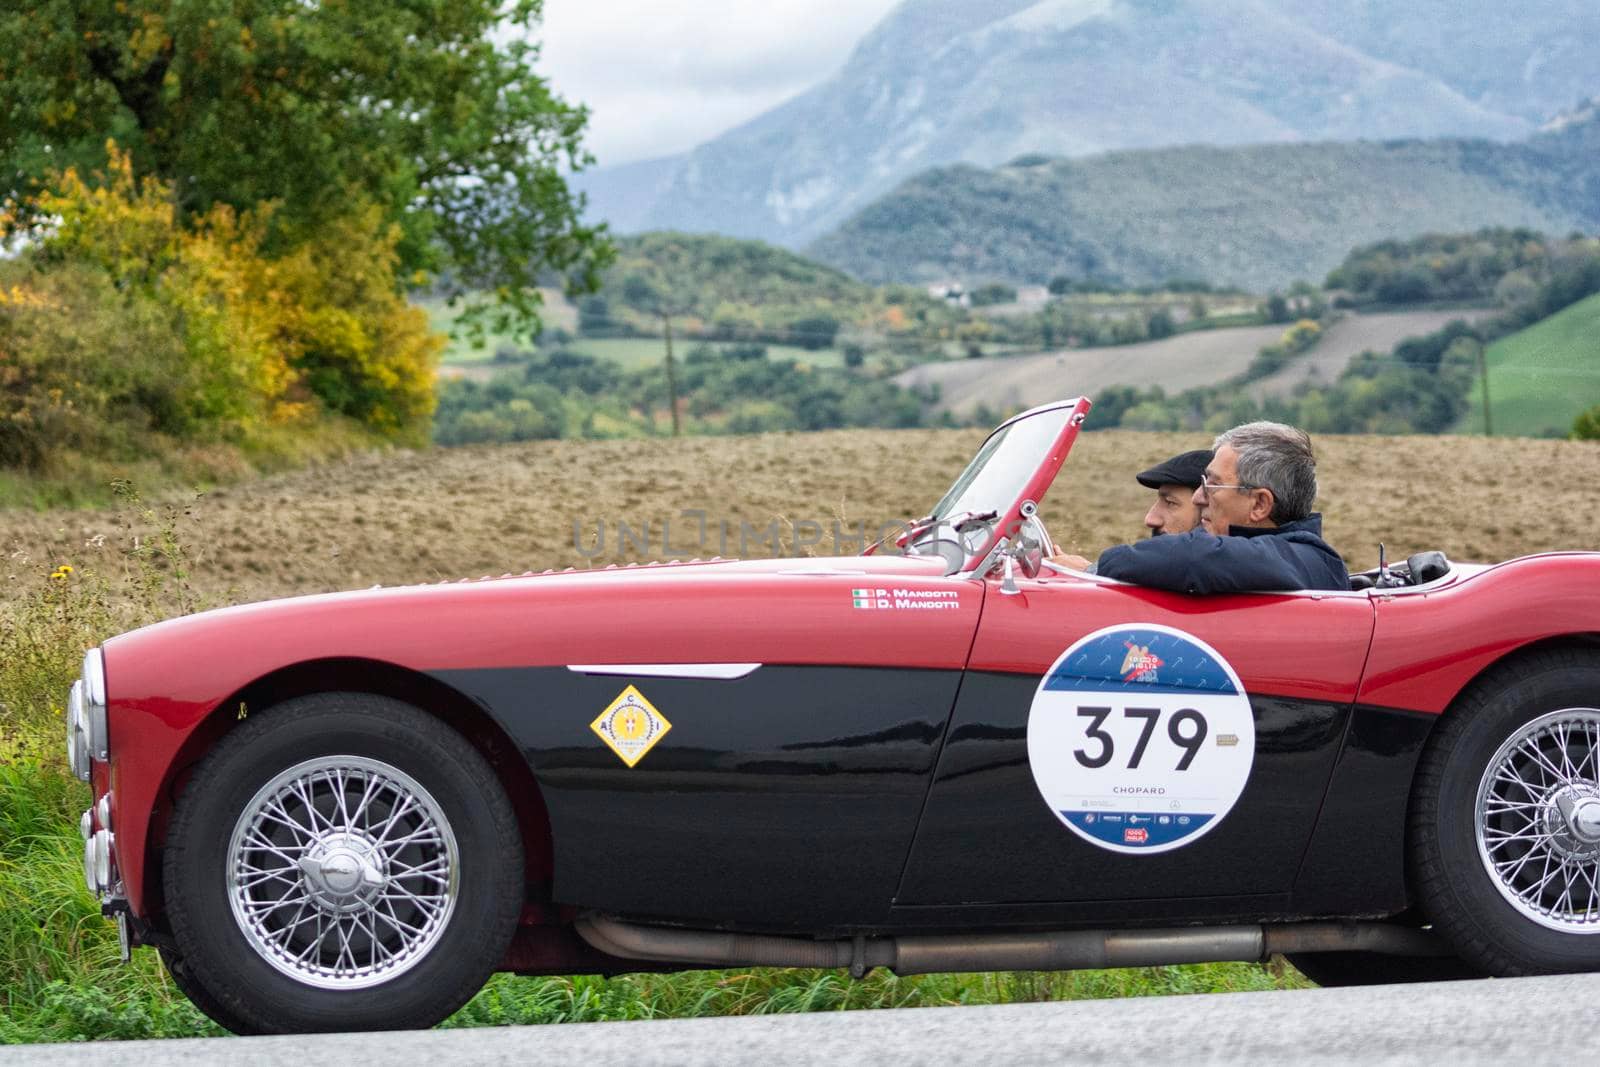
[575,0,1600,247]
[805,112,1600,291]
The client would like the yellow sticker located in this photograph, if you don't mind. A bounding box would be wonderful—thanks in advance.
[590,685,672,767]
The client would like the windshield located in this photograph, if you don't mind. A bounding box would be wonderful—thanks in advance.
[931,404,1074,521]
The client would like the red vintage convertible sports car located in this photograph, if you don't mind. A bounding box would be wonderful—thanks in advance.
[66,397,1600,1033]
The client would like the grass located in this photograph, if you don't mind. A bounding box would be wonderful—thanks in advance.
[0,419,396,511]
[422,294,849,372]
[1,488,226,1041]
[0,487,1308,1044]
[420,293,581,364]
[1454,292,1600,438]
[570,337,845,370]
[437,960,1302,1029]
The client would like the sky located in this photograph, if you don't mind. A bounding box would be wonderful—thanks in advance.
[537,0,904,167]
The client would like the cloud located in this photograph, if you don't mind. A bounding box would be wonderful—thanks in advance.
[538,0,902,165]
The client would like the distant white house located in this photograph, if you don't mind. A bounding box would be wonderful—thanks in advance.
[927,280,970,307]
[1016,285,1050,308]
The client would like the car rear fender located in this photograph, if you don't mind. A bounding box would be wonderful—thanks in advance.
[1358,553,1600,715]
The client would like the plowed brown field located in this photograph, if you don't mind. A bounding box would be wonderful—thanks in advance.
[4,430,1598,606]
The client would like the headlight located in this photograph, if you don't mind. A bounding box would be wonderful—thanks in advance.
[65,649,108,782]
[84,829,115,897]
[82,649,108,760]
[66,680,89,782]
[92,830,113,895]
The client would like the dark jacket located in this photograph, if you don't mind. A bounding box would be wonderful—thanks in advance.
[1094,514,1349,594]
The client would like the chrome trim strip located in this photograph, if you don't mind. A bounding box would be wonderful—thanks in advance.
[565,663,762,680]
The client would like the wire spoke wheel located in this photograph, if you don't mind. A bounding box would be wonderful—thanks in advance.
[1476,708,1600,933]
[227,756,460,990]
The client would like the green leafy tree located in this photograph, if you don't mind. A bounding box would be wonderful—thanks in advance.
[1574,404,1600,441]
[1146,308,1176,339]
[969,283,1017,307]
[788,314,840,351]
[0,0,610,337]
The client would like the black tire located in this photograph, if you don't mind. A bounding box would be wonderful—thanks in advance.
[1284,950,1482,987]
[1410,649,1600,976]
[159,945,263,1035]
[163,693,523,1033]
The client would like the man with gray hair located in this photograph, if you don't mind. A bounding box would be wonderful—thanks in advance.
[1086,421,1348,593]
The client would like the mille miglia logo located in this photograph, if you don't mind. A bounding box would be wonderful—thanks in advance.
[1120,641,1164,682]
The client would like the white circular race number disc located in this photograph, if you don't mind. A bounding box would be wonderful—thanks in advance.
[1026,623,1256,854]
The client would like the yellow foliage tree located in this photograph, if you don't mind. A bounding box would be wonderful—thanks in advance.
[15,144,442,459]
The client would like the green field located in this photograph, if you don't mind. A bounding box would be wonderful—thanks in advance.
[571,337,845,370]
[1455,292,1600,438]
[422,299,847,371]
[421,293,583,364]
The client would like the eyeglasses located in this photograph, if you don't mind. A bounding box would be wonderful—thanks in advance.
[1196,475,1255,495]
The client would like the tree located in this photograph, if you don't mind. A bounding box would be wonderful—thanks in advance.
[619,269,693,435]
[1146,308,1176,339]
[1572,404,1600,441]
[789,314,841,351]
[0,1,610,338]
[969,283,1017,307]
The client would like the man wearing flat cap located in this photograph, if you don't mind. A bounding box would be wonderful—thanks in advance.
[1049,448,1211,570]
[1135,448,1211,537]
[1054,422,1348,594]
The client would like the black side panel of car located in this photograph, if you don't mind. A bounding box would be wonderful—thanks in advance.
[1291,704,1438,915]
[895,671,1349,907]
[432,665,959,929]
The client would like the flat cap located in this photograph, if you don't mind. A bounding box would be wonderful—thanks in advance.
[1136,449,1213,490]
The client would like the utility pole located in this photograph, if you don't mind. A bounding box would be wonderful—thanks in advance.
[1477,341,1493,436]
[662,313,681,437]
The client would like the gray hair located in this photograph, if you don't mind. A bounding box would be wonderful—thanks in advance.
[1212,421,1318,524]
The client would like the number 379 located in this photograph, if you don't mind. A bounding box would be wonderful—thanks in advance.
[1073,706,1207,771]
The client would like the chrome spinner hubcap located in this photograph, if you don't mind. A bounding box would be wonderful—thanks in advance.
[227,756,459,989]
[297,830,387,913]
[1476,708,1600,933]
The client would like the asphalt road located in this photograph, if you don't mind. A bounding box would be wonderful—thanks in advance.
[4,972,1595,1065]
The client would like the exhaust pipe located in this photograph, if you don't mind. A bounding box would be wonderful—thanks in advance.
[576,915,1448,977]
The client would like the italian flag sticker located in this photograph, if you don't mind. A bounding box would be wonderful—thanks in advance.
[852,588,874,609]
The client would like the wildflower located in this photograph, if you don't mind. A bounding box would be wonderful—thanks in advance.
[49,564,74,581]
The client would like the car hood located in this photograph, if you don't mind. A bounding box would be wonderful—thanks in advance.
[102,552,975,705]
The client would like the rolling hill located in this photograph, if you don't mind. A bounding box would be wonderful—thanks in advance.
[575,0,1600,247]
[893,310,1494,419]
[807,111,1600,291]
[1454,291,1600,438]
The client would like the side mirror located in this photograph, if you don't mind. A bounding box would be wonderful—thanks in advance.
[1016,536,1043,579]
[996,535,1042,594]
